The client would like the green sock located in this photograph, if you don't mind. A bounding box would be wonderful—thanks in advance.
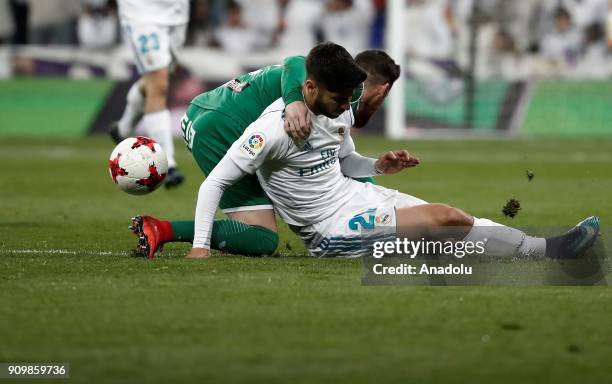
[169,219,278,256]
[170,220,194,242]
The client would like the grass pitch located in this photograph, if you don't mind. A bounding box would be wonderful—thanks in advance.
[1,136,611,383]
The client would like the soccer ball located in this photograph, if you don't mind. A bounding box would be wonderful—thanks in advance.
[108,136,168,195]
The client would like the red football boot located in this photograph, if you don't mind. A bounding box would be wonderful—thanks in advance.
[130,215,172,259]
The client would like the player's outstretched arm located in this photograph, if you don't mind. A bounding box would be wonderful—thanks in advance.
[338,133,418,177]
[374,150,420,175]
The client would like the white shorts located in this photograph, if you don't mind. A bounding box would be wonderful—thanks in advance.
[121,22,187,74]
[292,181,427,258]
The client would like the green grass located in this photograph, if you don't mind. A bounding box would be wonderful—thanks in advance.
[0,79,114,137]
[1,136,611,383]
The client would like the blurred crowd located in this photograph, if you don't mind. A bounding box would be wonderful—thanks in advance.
[1,0,612,79]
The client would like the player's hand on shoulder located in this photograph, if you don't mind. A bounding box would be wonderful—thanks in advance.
[284,101,311,140]
[186,247,210,259]
[375,150,420,175]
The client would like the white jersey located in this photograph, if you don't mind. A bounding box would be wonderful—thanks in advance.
[192,97,428,255]
[117,0,189,26]
[227,98,358,226]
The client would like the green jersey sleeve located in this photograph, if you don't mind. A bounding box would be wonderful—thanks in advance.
[281,55,307,105]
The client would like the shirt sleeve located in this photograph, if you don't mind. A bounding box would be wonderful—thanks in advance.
[227,106,287,174]
[338,128,380,178]
[281,55,307,105]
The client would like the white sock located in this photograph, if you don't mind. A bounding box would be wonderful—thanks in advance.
[117,82,145,138]
[142,109,177,168]
[463,217,546,258]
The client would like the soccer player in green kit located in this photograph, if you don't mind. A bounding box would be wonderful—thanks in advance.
[130,49,401,258]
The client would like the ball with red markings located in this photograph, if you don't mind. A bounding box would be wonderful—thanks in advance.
[108,136,168,195]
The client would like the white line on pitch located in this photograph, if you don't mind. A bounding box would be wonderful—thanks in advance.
[0,249,126,256]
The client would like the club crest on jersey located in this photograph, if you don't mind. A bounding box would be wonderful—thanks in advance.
[240,133,265,158]
[375,213,392,225]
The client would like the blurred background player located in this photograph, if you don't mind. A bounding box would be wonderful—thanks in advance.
[110,0,190,188]
[77,0,118,50]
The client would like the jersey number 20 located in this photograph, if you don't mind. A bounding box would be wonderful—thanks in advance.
[348,215,375,231]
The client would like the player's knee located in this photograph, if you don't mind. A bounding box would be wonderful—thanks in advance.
[433,204,472,226]
[444,206,472,226]
[150,79,169,98]
[144,71,169,98]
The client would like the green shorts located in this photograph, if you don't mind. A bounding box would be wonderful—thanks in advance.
[181,104,273,212]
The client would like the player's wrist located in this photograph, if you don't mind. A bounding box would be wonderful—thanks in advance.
[374,161,384,175]
[283,91,304,105]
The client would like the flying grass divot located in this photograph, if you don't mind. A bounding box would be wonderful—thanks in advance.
[502,198,521,218]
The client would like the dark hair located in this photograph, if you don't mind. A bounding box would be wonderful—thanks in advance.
[227,0,241,12]
[554,6,571,20]
[306,42,367,93]
[355,50,400,86]
[585,23,604,44]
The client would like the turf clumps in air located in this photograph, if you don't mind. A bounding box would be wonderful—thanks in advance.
[526,170,535,181]
[502,198,521,218]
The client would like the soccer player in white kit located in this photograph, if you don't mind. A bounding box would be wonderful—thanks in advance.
[188,43,600,259]
[110,0,190,188]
